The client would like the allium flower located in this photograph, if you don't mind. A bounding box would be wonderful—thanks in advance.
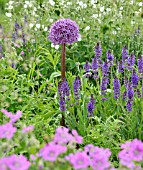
[113,77,120,99]
[39,142,67,162]
[122,45,128,62]
[94,43,102,58]
[22,125,34,133]
[0,123,17,139]
[8,154,31,170]
[73,76,81,101]
[87,94,96,116]
[65,152,90,170]
[49,18,80,45]
[131,70,139,88]
[118,139,143,169]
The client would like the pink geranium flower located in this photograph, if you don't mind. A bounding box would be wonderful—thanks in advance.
[65,152,90,170]
[22,125,34,133]
[0,123,17,139]
[1,109,22,123]
[39,142,67,162]
[0,157,8,170]
[8,155,30,170]
[118,139,143,169]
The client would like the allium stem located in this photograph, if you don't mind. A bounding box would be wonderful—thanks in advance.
[61,43,66,81]
[61,43,66,126]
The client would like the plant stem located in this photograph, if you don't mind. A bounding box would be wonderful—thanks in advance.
[61,43,66,81]
[61,43,66,127]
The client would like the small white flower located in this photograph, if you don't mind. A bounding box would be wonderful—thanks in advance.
[49,0,55,6]
[117,27,121,31]
[36,24,40,29]
[9,1,14,5]
[100,6,104,12]
[93,4,96,8]
[34,28,37,31]
[120,7,123,10]
[83,3,87,8]
[92,14,98,19]
[24,4,28,8]
[85,26,90,31]
[139,8,142,12]
[25,1,29,4]
[55,45,59,50]
[34,7,37,11]
[6,12,12,17]
[130,0,134,5]
[42,25,45,29]
[49,19,54,23]
[29,23,34,28]
[139,2,142,6]
[51,43,55,48]
[44,27,48,31]
[79,1,84,6]
[106,8,111,12]
[78,34,82,41]
[112,30,117,35]
[32,11,35,15]
[8,5,13,9]
[29,3,32,8]
[107,89,112,93]
[131,20,135,24]
[67,2,72,5]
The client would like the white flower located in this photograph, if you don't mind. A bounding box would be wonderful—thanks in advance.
[32,11,35,16]
[120,7,123,10]
[83,3,87,8]
[91,0,96,5]
[42,25,45,29]
[112,30,117,35]
[107,89,112,93]
[130,0,134,5]
[79,1,84,6]
[29,3,32,8]
[67,2,72,5]
[139,2,142,6]
[24,4,28,8]
[131,20,135,24]
[9,1,14,5]
[6,12,12,17]
[55,45,59,50]
[25,1,29,4]
[36,24,40,29]
[49,19,54,23]
[92,14,98,19]
[139,8,142,12]
[51,43,55,48]
[85,26,90,31]
[34,7,37,11]
[78,34,82,41]
[100,6,104,12]
[106,8,111,12]
[49,0,55,6]
[8,5,13,9]
[117,27,121,31]
[93,4,96,8]
[29,23,34,28]
[34,28,37,31]
[44,27,48,31]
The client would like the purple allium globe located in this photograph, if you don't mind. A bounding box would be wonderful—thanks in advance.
[49,18,80,45]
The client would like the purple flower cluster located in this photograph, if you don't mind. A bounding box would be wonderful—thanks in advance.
[49,18,80,45]
[118,139,143,169]
[138,54,143,74]
[100,77,109,95]
[58,79,70,112]
[131,70,139,88]
[73,76,81,102]
[127,53,135,70]
[122,45,128,62]
[0,154,30,170]
[126,82,134,112]
[113,77,120,99]
[87,94,96,116]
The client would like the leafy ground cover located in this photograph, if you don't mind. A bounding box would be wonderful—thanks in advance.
[0,0,143,169]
